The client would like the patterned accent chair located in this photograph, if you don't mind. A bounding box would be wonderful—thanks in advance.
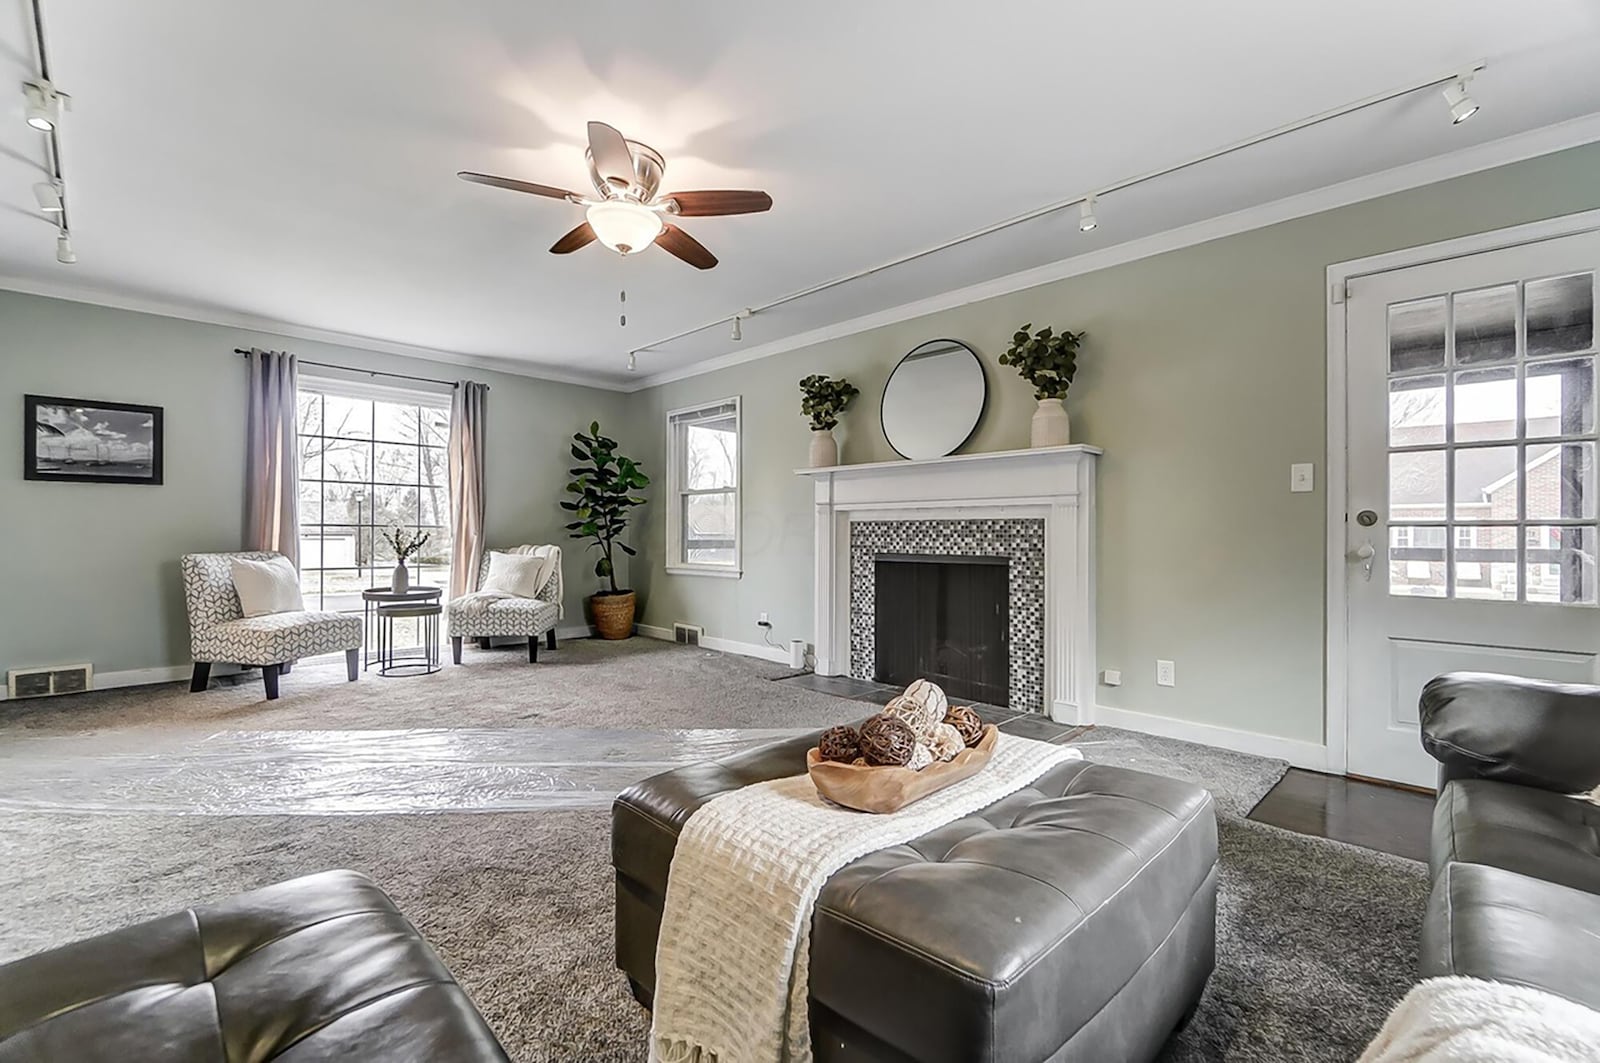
[181,551,363,700]
[446,549,562,665]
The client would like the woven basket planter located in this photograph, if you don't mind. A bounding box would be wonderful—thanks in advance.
[590,591,637,640]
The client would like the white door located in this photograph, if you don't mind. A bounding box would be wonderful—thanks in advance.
[1345,230,1600,788]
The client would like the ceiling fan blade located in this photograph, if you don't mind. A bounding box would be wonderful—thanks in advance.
[587,121,636,189]
[665,190,774,217]
[457,171,579,200]
[655,223,718,270]
[549,222,598,254]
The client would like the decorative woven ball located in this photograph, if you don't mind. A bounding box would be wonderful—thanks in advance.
[929,722,965,762]
[906,742,935,771]
[903,678,949,724]
[818,725,861,764]
[859,712,917,767]
[944,705,985,748]
[883,695,938,741]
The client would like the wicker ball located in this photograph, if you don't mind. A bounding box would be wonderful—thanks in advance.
[883,695,938,741]
[907,742,935,771]
[859,712,917,767]
[902,679,949,724]
[818,725,861,764]
[944,705,985,748]
[929,722,965,762]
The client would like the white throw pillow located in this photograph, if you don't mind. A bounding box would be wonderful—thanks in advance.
[483,550,549,599]
[231,555,305,618]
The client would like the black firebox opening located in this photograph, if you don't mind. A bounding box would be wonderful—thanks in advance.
[873,554,1009,707]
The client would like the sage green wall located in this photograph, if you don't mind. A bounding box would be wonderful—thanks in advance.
[626,142,1600,745]
[0,291,629,679]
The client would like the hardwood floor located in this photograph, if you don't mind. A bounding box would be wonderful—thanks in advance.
[1247,768,1436,862]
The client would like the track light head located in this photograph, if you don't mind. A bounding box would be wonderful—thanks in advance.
[1442,78,1478,124]
[627,351,637,372]
[22,80,62,132]
[55,232,76,264]
[1078,195,1098,233]
[33,180,63,213]
[731,315,742,341]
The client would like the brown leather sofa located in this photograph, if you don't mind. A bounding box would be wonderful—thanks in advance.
[613,730,1219,1063]
[0,869,509,1062]
[1418,672,1600,1010]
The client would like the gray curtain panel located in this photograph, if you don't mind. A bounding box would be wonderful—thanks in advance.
[244,349,300,567]
[449,381,488,599]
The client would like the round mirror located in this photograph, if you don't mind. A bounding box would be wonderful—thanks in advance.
[880,339,987,460]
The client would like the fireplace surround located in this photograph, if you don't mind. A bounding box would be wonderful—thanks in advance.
[798,445,1099,722]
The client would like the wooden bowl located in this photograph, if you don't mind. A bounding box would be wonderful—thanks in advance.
[806,725,999,814]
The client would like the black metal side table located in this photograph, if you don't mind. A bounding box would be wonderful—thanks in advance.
[361,586,442,672]
[374,601,442,677]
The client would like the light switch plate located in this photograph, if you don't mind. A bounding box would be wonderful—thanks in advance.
[1101,669,1122,686]
[1290,463,1315,492]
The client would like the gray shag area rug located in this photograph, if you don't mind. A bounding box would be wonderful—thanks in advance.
[0,640,1428,1061]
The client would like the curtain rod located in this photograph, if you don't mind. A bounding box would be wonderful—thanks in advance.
[232,349,486,390]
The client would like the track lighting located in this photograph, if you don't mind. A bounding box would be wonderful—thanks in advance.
[33,180,63,213]
[1442,78,1478,124]
[55,232,75,264]
[731,315,742,341]
[1078,195,1098,233]
[627,352,637,372]
[22,79,63,131]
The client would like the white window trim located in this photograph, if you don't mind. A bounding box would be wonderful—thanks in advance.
[665,396,742,578]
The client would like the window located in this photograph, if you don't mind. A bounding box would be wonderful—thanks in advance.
[667,398,740,576]
[297,376,453,645]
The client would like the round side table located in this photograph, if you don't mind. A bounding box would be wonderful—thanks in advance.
[361,586,442,671]
[374,601,442,677]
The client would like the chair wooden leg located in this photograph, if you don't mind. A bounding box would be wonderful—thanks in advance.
[546,629,557,651]
[262,664,282,700]
[345,649,359,682]
[478,637,492,650]
[189,662,211,693]
[451,637,463,665]
[528,636,539,663]
[281,661,293,676]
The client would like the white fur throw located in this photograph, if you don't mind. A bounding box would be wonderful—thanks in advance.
[1359,976,1600,1063]
[648,733,1080,1063]
[1575,785,1600,806]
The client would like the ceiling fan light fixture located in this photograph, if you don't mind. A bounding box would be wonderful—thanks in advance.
[585,200,664,256]
[1078,196,1098,233]
[1442,78,1478,124]
[22,80,61,131]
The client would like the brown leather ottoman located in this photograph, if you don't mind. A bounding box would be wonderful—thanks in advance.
[0,870,508,1062]
[613,731,1218,1063]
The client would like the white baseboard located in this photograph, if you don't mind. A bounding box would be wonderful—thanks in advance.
[1090,703,1329,772]
[635,623,794,666]
[0,662,248,700]
[556,624,595,641]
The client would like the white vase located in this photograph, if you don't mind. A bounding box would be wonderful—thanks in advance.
[391,563,410,594]
[1030,398,1071,448]
[809,428,839,468]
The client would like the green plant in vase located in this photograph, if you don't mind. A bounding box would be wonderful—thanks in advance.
[799,374,859,467]
[562,422,649,639]
[998,323,1084,447]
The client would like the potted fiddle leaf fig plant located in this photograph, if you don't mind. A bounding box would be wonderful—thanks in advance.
[997,323,1085,447]
[799,374,860,467]
[562,422,649,639]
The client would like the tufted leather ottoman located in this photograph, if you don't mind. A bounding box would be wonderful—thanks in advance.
[613,731,1218,1063]
[0,870,508,1062]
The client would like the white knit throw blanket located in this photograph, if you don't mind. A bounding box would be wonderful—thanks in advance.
[648,733,1080,1063]
[1359,976,1600,1063]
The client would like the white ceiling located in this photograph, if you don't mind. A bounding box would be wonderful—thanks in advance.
[3,1,1600,388]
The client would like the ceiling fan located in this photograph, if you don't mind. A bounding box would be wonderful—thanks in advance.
[458,121,772,270]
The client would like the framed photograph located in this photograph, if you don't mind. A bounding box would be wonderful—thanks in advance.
[25,395,164,485]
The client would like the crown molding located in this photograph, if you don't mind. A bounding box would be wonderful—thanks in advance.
[626,110,1600,392]
[0,274,632,392]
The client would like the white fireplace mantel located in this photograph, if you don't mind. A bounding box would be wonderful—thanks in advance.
[797,445,1100,723]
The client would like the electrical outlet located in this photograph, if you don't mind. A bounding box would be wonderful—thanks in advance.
[1101,669,1122,686]
[1156,660,1176,687]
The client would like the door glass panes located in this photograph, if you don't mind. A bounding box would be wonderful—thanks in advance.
[1527,273,1594,357]
[1389,297,1446,373]
[1453,285,1517,365]
[297,386,452,644]
[1386,272,1598,604]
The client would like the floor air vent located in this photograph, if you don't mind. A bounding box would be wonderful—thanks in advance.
[7,664,93,699]
[673,623,703,647]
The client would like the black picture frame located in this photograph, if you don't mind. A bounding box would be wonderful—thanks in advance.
[24,394,164,485]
